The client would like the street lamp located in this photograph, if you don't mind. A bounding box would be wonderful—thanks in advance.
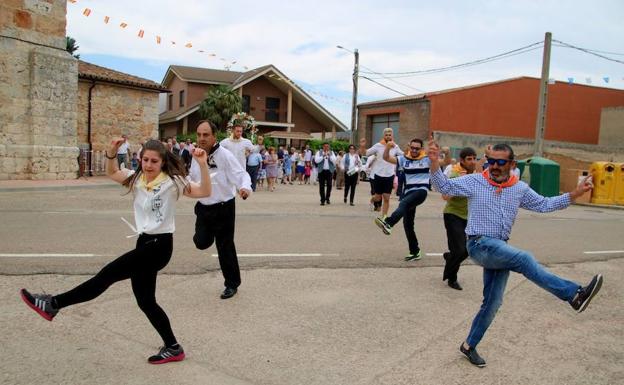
[337,45,359,144]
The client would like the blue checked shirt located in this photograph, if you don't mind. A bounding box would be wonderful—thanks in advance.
[430,169,571,241]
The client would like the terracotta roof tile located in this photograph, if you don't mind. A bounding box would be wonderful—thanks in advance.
[78,61,168,91]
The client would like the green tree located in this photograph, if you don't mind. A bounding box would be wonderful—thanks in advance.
[66,36,80,59]
[198,85,242,131]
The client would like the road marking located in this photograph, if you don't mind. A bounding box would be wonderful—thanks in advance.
[583,250,624,255]
[0,253,98,258]
[211,253,340,258]
[426,253,443,256]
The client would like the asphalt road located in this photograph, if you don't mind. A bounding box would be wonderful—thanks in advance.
[1,183,623,275]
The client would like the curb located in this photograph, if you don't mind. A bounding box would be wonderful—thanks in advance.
[573,202,624,211]
[0,183,120,192]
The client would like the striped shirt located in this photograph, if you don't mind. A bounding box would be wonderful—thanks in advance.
[399,155,431,194]
[430,169,571,241]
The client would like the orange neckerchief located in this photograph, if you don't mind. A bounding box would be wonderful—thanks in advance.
[482,169,518,194]
[379,139,387,145]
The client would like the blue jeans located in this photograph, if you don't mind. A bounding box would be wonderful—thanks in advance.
[465,236,580,348]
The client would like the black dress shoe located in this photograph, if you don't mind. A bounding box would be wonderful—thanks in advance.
[460,343,486,367]
[448,281,463,290]
[320,201,325,206]
[220,287,237,299]
[326,199,330,205]
[350,202,354,206]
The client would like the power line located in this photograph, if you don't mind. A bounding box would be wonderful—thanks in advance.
[552,39,624,65]
[358,63,426,93]
[360,76,408,96]
[360,41,543,77]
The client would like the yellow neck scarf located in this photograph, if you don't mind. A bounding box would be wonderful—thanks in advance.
[138,172,169,192]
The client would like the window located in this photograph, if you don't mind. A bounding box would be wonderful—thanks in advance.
[179,90,185,107]
[371,113,400,143]
[168,94,173,110]
[242,95,251,114]
[265,97,280,122]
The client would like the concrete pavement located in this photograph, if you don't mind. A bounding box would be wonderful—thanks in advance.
[2,260,621,385]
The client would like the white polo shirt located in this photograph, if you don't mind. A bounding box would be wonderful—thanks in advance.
[189,145,251,205]
[122,169,186,235]
[366,142,404,178]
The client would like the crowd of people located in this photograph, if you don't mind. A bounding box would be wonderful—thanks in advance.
[20,121,603,369]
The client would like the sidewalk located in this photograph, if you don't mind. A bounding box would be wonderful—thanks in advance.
[2,260,620,385]
[0,176,117,192]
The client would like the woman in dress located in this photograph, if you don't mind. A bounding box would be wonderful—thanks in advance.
[264,146,279,191]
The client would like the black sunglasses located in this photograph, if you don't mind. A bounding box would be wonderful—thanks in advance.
[486,157,511,166]
[410,146,422,151]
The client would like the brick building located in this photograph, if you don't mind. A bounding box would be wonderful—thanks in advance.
[357,77,624,148]
[159,64,347,147]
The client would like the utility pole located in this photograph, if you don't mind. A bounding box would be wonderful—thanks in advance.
[533,32,552,157]
[350,49,359,143]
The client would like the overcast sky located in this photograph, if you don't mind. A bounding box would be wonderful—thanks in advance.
[67,0,624,126]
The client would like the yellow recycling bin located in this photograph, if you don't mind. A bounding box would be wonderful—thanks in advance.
[614,163,624,205]
[590,162,616,205]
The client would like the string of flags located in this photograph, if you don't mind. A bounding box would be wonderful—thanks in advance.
[68,0,245,70]
[564,76,621,85]
[67,0,352,107]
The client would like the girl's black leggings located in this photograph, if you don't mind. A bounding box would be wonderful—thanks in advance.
[54,233,177,347]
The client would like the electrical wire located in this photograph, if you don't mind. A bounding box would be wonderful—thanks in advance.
[360,41,543,77]
[552,39,624,65]
[359,76,408,96]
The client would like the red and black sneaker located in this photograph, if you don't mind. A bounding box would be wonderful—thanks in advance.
[20,288,58,321]
[148,345,185,364]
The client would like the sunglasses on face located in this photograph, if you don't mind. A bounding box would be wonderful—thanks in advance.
[486,157,511,166]
[410,147,422,151]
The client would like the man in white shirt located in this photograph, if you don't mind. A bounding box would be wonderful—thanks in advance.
[220,125,254,169]
[116,134,130,168]
[190,120,252,299]
[366,128,404,218]
[314,142,337,205]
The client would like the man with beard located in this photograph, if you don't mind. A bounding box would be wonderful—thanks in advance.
[428,141,602,368]
[190,120,251,299]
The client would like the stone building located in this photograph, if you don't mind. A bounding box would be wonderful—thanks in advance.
[77,61,166,174]
[1,0,78,180]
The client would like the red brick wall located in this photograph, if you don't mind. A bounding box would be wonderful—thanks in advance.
[429,78,624,145]
[291,103,325,134]
[166,76,188,112]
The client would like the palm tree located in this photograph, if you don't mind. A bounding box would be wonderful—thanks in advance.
[198,85,242,130]
[66,36,80,59]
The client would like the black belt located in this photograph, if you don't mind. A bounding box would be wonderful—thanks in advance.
[467,235,482,240]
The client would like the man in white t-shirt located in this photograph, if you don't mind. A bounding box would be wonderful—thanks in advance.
[220,125,254,169]
[116,134,130,168]
[366,128,404,218]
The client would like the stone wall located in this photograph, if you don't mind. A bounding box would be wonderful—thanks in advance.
[77,81,160,152]
[598,106,624,148]
[0,0,79,179]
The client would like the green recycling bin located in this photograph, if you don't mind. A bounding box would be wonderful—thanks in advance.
[516,157,560,197]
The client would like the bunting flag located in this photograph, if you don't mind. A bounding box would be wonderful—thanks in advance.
[171,41,176,45]
[138,30,144,38]
[120,22,128,28]
[82,8,91,16]
[567,77,574,85]
[156,36,161,44]
[603,77,610,83]
[586,77,592,84]
[68,0,77,3]
[103,16,109,24]
[185,43,192,48]
[548,78,555,84]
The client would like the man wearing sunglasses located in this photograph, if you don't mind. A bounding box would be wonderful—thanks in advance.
[428,141,602,368]
[376,138,430,261]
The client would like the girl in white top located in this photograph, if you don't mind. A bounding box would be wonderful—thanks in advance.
[20,138,211,365]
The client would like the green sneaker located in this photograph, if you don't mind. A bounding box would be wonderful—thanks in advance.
[404,251,422,261]
[374,217,392,235]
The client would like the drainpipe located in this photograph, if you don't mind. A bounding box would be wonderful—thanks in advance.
[87,80,96,176]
